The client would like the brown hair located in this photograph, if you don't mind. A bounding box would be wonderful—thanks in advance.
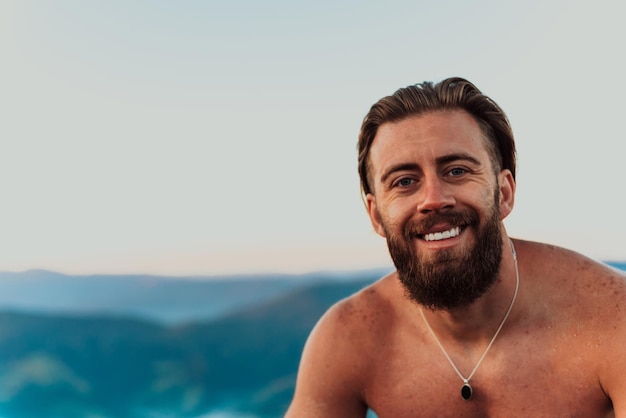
[357,77,516,196]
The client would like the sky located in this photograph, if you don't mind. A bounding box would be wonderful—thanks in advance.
[1,0,625,276]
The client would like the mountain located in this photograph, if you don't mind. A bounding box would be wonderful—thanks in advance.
[177,277,377,416]
[0,271,383,418]
[0,268,389,324]
[607,261,626,271]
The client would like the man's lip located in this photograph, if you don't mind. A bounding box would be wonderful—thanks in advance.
[420,223,459,235]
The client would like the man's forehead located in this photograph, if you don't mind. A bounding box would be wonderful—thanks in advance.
[370,110,488,166]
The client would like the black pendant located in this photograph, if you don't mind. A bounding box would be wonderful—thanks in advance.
[461,383,472,400]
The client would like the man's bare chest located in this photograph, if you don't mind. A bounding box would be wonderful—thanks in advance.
[363,334,612,418]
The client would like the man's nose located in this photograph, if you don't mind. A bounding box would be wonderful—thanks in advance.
[416,177,455,213]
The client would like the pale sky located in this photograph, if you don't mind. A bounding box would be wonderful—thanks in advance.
[2,0,625,276]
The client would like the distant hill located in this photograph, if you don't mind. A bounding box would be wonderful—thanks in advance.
[0,268,389,324]
[607,261,626,271]
[0,271,382,418]
[177,277,377,416]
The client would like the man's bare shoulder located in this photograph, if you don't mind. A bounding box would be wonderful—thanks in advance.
[516,239,626,408]
[285,271,404,417]
[517,238,626,321]
[308,270,403,353]
[516,238,626,290]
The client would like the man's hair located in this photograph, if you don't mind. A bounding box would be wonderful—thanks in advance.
[357,77,516,196]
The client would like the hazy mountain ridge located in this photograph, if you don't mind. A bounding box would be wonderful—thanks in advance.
[0,270,384,417]
[607,261,626,271]
[0,268,390,324]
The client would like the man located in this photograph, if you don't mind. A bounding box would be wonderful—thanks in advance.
[286,77,626,417]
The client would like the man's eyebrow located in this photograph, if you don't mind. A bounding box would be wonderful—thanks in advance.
[378,153,482,184]
[380,163,421,184]
[436,152,482,166]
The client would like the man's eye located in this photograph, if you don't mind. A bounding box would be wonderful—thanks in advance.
[449,168,467,177]
[397,178,415,187]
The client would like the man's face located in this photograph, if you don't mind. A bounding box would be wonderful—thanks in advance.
[365,110,514,310]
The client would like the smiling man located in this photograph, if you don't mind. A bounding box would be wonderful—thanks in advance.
[285,77,626,417]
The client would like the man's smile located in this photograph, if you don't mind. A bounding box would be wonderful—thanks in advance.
[422,226,461,242]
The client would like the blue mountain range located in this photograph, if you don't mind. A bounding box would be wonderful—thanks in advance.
[0,268,389,417]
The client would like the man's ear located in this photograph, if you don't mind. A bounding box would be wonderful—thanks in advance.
[498,169,515,220]
[366,194,387,238]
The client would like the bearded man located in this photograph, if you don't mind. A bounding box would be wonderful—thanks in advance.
[285,77,626,417]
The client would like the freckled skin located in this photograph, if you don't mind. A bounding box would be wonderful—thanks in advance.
[285,111,626,418]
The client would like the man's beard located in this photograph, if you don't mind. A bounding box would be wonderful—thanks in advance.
[384,190,503,310]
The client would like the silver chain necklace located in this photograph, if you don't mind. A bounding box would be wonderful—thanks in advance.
[419,239,519,401]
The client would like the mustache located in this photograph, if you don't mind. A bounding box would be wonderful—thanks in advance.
[403,210,478,239]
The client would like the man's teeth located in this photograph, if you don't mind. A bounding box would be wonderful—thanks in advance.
[423,227,461,242]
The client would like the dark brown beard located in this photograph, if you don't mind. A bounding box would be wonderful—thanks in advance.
[384,190,503,310]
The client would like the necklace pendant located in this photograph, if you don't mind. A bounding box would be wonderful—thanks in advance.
[461,383,472,400]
